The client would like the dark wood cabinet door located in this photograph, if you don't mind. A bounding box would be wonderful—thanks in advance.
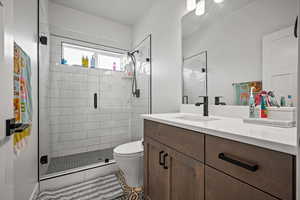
[205,166,278,200]
[169,150,205,200]
[206,135,295,200]
[144,137,170,200]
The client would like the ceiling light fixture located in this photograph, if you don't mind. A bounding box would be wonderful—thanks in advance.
[214,0,224,3]
[195,0,205,16]
[186,0,197,11]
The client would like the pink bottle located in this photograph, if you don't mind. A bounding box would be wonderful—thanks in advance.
[113,62,116,71]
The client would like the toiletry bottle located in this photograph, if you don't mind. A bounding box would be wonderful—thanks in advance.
[91,56,96,68]
[280,96,286,107]
[82,56,85,67]
[83,57,86,67]
[287,95,293,107]
[113,62,116,71]
[86,56,89,68]
[260,95,268,118]
[61,58,67,65]
[249,87,255,118]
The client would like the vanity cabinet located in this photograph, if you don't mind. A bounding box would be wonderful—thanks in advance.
[144,138,170,200]
[206,135,295,200]
[144,121,205,200]
[144,120,205,162]
[205,166,278,200]
[144,120,296,200]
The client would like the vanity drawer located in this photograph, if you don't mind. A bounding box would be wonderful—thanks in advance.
[205,166,278,200]
[206,135,295,200]
[144,120,205,162]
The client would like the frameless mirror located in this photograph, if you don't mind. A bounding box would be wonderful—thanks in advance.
[182,0,298,106]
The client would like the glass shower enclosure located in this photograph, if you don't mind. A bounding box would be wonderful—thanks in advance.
[38,3,151,179]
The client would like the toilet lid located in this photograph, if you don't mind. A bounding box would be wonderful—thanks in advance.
[114,141,143,156]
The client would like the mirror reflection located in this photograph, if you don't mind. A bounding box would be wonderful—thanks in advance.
[182,51,207,104]
[182,0,298,106]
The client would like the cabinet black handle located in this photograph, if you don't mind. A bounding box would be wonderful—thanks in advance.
[94,93,97,109]
[163,153,169,170]
[294,16,298,38]
[218,153,258,172]
[159,151,164,166]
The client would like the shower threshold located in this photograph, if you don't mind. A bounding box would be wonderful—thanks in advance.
[41,148,116,180]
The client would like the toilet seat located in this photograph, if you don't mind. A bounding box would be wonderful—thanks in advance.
[113,141,144,158]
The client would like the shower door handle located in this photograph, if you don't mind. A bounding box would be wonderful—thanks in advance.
[94,93,97,109]
[294,16,298,38]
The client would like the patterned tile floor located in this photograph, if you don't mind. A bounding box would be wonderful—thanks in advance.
[47,148,114,174]
[116,171,144,200]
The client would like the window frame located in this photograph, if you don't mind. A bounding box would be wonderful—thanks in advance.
[61,42,125,71]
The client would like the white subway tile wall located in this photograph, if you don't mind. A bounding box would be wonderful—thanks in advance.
[47,36,150,157]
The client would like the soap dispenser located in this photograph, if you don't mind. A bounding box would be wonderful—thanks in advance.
[249,87,255,118]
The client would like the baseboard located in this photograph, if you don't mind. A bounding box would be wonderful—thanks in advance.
[29,183,39,200]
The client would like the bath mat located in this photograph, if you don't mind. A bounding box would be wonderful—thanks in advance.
[116,171,144,200]
[37,173,125,200]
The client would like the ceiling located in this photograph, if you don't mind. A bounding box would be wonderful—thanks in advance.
[50,0,155,26]
[182,0,256,39]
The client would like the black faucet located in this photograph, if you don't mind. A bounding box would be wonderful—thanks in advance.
[195,96,209,116]
[215,96,226,105]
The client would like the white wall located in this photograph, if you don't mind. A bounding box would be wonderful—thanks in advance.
[13,0,38,200]
[0,0,15,200]
[49,2,132,50]
[132,0,187,113]
[183,0,298,105]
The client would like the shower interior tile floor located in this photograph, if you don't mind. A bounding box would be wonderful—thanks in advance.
[46,148,114,175]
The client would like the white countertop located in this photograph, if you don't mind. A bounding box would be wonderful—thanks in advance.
[141,113,297,155]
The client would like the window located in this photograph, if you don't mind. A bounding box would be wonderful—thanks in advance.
[62,43,124,71]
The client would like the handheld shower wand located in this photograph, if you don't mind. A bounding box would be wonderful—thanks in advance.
[128,50,140,98]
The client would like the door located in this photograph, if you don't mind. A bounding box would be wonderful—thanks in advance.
[263,26,298,104]
[168,148,205,200]
[144,137,170,200]
[0,0,15,200]
[144,136,205,200]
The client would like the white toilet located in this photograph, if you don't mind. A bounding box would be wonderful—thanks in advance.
[113,140,144,188]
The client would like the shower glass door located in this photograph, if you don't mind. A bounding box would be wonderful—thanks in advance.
[38,3,152,179]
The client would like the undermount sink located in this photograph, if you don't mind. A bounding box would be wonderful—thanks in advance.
[175,114,219,122]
